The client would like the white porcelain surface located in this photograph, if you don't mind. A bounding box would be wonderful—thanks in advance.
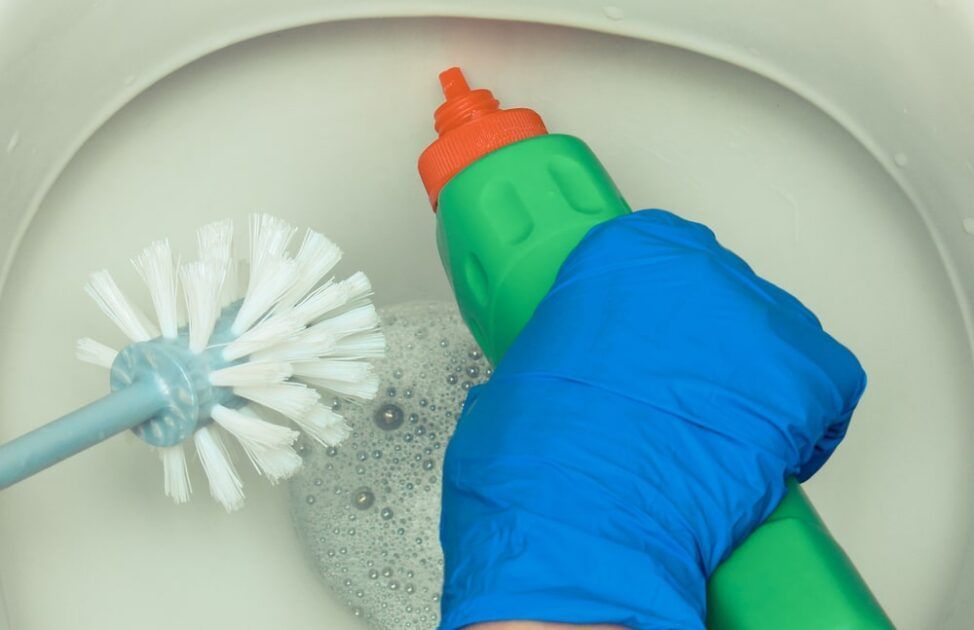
[1,6,972,630]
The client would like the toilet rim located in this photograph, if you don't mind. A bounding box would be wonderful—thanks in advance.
[1,3,970,294]
[0,1,972,621]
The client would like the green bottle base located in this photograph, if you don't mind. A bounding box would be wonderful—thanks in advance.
[436,133,891,629]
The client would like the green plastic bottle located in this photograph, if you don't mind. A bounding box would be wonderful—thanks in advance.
[418,67,892,629]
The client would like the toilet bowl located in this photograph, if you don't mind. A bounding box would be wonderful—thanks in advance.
[1,3,972,629]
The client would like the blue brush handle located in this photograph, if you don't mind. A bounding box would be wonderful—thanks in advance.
[0,379,167,489]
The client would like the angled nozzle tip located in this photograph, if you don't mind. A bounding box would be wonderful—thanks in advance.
[439,67,470,99]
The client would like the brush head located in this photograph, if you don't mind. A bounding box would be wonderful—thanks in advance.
[79,214,385,511]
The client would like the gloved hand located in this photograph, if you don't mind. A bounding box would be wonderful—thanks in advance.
[439,209,867,629]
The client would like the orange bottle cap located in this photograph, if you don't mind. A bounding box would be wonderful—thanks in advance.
[418,68,548,210]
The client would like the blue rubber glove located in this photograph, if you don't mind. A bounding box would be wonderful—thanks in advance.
[439,209,866,629]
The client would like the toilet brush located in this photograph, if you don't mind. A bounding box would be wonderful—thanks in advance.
[0,214,384,511]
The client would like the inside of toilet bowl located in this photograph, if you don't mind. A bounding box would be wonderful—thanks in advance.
[0,17,972,630]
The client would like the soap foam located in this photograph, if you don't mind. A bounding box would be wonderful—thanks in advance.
[289,301,489,629]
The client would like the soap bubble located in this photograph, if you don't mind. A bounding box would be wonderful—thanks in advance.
[290,301,490,629]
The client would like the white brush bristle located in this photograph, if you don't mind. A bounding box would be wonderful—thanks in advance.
[233,382,320,421]
[194,425,244,512]
[197,219,234,264]
[84,270,158,342]
[293,360,380,399]
[211,405,301,482]
[309,304,379,339]
[231,256,297,335]
[329,331,387,359]
[210,361,293,388]
[159,444,192,504]
[180,260,225,354]
[132,239,180,339]
[294,404,352,447]
[277,229,342,310]
[83,213,384,510]
[76,337,118,369]
[288,281,346,327]
[250,326,336,363]
[223,312,304,361]
[341,271,373,308]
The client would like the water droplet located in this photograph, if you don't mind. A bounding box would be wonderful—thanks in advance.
[355,589,364,598]
[485,368,494,376]
[602,5,625,20]
[447,374,458,385]
[372,449,383,459]
[369,569,379,579]
[381,507,394,520]
[353,608,362,617]
[386,387,397,397]
[469,348,482,360]
[397,527,406,535]
[894,152,909,167]
[409,413,419,423]
[439,339,449,347]
[419,399,428,407]
[344,578,352,587]
[353,488,375,510]
[331,398,342,411]
[357,451,368,461]
[465,366,479,378]
[339,547,347,555]
[404,388,414,398]
[326,446,338,456]
[382,567,393,577]
[393,368,403,378]
[462,381,473,390]
[313,478,323,486]
[374,403,404,430]
[305,495,316,505]
[423,459,434,470]
[403,433,413,442]
[389,580,400,590]
[415,329,427,339]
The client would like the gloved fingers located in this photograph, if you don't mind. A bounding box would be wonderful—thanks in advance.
[498,209,866,479]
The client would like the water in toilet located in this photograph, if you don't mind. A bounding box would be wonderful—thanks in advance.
[0,18,971,630]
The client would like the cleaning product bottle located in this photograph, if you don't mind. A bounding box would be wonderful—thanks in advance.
[418,67,892,629]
